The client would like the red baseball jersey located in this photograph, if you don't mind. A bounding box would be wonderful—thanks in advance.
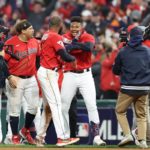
[62,31,95,71]
[40,30,65,69]
[4,35,40,76]
[143,40,150,48]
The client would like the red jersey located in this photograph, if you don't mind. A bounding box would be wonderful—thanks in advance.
[63,31,95,71]
[4,36,40,76]
[40,30,65,69]
[143,40,150,48]
[100,50,120,93]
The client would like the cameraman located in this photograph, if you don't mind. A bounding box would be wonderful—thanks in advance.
[118,24,150,146]
[113,26,150,148]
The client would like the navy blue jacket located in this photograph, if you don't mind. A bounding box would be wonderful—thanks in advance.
[113,44,150,86]
[0,56,8,88]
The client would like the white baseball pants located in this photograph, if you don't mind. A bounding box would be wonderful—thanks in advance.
[37,66,67,139]
[6,76,40,117]
[61,70,100,138]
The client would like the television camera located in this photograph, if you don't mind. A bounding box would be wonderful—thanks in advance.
[0,25,19,60]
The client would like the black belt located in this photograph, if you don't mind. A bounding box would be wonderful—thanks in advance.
[51,67,59,72]
[65,68,90,73]
[18,75,32,79]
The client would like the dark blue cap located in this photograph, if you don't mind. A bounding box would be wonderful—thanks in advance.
[130,27,143,38]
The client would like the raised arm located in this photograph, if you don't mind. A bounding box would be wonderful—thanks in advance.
[43,0,57,17]
[22,0,31,16]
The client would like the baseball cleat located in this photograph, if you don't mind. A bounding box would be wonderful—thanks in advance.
[68,137,80,145]
[56,137,80,147]
[56,138,70,147]
[118,134,134,147]
[19,127,35,145]
[4,137,12,144]
[93,135,106,146]
[35,136,45,147]
[12,135,21,145]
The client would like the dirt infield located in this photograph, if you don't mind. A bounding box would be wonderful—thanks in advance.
[0,146,150,150]
[0,144,150,150]
[1,148,150,150]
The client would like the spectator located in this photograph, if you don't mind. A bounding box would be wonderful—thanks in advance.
[100,46,120,99]
[23,0,56,31]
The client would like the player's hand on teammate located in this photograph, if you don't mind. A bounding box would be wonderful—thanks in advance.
[8,75,18,88]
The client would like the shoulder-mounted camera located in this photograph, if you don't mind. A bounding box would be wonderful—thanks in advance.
[143,25,150,40]
[0,25,10,35]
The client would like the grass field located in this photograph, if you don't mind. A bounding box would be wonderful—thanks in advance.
[0,144,150,150]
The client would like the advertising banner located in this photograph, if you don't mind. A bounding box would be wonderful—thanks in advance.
[45,107,133,145]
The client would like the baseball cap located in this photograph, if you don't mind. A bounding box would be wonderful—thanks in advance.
[130,26,143,38]
[128,26,143,47]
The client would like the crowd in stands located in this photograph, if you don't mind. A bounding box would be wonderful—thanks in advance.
[0,0,150,99]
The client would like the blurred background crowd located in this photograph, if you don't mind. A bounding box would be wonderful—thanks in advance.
[0,0,150,100]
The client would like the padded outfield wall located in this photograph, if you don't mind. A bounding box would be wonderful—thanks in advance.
[1,99,133,145]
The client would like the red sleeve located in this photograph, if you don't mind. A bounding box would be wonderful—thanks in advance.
[82,34,95,44]
[143,40,150,48]
[52,34,65,52]
[102,50,118,68]
[3,40,11,61]
[36,40,41,56]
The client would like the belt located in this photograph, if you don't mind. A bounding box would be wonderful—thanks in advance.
[18,75,32,79]
[65,68,90,73]
[51,67,59,72]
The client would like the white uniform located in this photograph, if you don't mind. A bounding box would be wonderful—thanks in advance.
[37,67,67,139]
[6,76,40,117]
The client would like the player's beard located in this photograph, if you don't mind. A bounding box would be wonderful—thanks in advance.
[58,27,63,35]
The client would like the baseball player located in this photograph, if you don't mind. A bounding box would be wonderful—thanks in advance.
[3,20,41,145]
[61,16,106,145]
[37,16,79,147]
